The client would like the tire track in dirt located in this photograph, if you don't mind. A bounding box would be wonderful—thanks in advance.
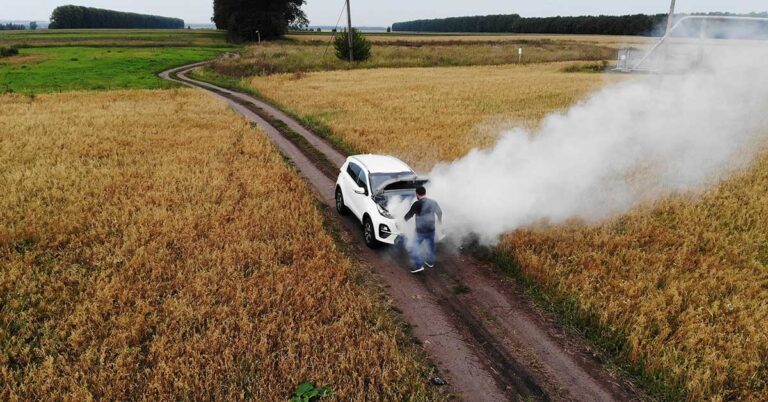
[160,62,646,402]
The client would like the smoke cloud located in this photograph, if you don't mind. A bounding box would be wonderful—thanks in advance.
[427,32,768,244]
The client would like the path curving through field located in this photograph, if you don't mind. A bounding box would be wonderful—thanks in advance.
[160,62,646,402]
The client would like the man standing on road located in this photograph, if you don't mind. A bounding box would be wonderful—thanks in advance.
[404,186,443,274]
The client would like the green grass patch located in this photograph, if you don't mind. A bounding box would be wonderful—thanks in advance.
[560,60,611,73]
[0,46,230,93]
[452,284,471,295]
[187,66,258,95]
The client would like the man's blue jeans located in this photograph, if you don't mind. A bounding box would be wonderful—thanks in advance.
[412,231,436,269]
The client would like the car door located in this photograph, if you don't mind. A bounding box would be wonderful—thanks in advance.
[350,167,371,218]
[343,162,364,218]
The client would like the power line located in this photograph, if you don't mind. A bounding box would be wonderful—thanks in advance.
[323,0,348,59]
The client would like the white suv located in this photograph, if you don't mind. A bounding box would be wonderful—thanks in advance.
[335,155,427,248]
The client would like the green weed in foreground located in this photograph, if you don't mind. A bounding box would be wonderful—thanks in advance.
[0,46,229,93]
[290,382,334,402]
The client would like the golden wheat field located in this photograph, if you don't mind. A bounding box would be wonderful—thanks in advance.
[247,62,623,171]
[0,90,435,400]
[500,157,768,400]
[245,64,768,400]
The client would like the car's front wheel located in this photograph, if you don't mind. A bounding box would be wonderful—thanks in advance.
[335,187,348,215]
[363,217,379,248]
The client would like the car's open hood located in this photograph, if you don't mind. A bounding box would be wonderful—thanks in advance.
[374,176,429,196]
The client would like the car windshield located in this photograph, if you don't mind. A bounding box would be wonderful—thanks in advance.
[370,171,416,192]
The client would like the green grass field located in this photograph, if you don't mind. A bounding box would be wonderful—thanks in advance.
[1,47,229,93]
[0,29,235,93]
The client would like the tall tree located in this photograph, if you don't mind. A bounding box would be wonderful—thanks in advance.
[213,0,308,42]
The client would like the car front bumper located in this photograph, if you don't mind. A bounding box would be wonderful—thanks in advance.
[372,216,404,245]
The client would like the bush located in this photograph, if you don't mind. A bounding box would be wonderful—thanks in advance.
[0,47,20,58]
[334,28,371,62]
[560,60,610,73]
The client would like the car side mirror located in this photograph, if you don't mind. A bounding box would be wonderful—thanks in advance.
[354,187,366,195]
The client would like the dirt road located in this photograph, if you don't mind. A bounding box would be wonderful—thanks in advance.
[160,63,645,402]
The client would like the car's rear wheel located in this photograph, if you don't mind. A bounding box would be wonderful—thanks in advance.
[335,187,348,215]
[363,217,379,248]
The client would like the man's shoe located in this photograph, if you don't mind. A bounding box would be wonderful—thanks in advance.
[410,266,425,274]
[424,262,434,268]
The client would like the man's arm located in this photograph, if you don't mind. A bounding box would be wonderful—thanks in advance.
[435,201,443,223]
[404,201,419,221]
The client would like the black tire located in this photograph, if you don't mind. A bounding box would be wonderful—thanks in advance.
[335,187,348,215]
[363,217,379,249]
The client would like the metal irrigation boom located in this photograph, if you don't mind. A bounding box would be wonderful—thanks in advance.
[628,15,768,72]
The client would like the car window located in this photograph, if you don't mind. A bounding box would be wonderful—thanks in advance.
[357,169,368,190]
[346,162,360,182]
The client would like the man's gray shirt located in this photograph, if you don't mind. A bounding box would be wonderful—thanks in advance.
[404,198,443,233]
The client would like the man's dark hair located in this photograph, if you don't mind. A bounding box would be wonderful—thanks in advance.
[416,186,426,196]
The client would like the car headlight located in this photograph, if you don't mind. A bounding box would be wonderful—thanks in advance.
[376,203,393,219]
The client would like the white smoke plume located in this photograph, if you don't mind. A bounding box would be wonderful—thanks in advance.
[427,33,768,244]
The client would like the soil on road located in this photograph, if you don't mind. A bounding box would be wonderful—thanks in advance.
[160,62,646,402]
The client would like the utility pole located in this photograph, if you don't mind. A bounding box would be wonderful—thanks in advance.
[346,0,354,62]
[666,0,677,37]
[662,0,677,72]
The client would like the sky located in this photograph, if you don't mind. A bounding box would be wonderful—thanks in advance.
[4,0,767,26]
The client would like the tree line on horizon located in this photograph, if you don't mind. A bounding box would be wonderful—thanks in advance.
[392,14,667,36]
[0,23,30,31]
[48,5,184,29]
[392,12,768,36]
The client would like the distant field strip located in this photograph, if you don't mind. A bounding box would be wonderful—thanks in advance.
[0,90,435,400]
[0,29,230,47]
[209,38,621,77]
[288,33,654,47]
